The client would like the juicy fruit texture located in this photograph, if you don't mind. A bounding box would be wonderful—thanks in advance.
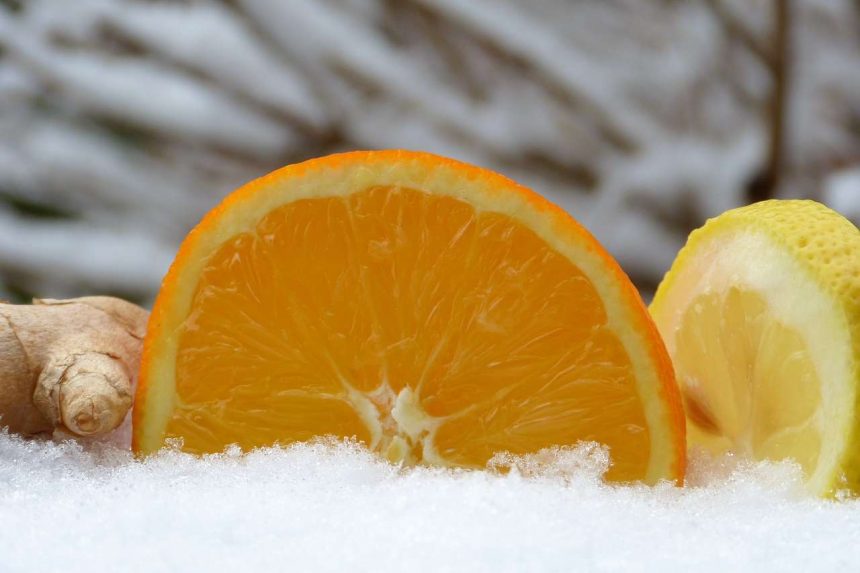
[134,150,685,484]
[173,189,646,475]
[677,288,822,474]
[651,200,860,495]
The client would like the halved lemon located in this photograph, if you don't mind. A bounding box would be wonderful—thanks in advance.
[651,199,860,495]
[133,150,684,484]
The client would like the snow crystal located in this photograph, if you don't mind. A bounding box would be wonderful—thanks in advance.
[1,431,859,572]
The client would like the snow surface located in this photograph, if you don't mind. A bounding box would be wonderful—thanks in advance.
[2,429,860,572]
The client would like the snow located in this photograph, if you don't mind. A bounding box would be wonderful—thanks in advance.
[92,1,328,129]
[0,210,173,299]
[2,429,859,572]
[0,25,295,157]
[1,0,858,298]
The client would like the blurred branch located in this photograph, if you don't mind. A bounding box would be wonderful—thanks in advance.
[3,0,856,297]
[0,0,21,13]
[744,0,792,202]
[705,0,773,66]
[764,0,791,197]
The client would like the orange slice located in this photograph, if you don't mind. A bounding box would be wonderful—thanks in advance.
[132,150,684,484]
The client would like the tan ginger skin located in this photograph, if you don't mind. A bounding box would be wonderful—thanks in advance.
[0,297,148,437]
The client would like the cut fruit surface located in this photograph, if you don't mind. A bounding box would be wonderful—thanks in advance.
[650,200,860,496]
[133,150,684,484]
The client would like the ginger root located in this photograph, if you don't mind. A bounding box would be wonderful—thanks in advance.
[0,296,148,437]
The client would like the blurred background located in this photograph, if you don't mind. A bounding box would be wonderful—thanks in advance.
[0,0,858,305]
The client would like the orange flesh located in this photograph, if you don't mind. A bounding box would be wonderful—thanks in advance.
[167,186,649,480]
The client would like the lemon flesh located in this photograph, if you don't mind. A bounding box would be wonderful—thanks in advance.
[651,200,860,496]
